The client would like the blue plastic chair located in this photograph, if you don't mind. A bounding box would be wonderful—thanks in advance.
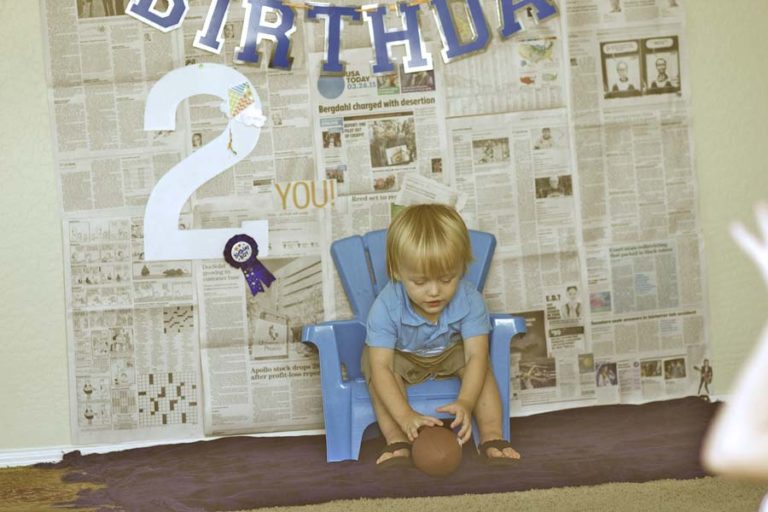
[302,229,526,462]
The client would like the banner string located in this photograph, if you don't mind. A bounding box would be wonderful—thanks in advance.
[283,0,432,13]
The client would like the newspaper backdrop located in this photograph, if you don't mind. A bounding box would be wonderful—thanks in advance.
[40,0,704,443]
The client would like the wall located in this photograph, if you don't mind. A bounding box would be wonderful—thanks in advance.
[1,1,766,451]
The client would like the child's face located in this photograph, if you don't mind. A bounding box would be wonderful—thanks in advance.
[398,262,462,323]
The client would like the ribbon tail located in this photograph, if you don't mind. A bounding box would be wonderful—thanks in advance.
[253,264,276,289]
[242,264,275,296]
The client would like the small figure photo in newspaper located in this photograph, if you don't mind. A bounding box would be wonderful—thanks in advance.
[600,39,642,99]
[664,358,687,380]
[533,127,555,150]
[560,285,582,320]
[223,22,236,40]
[322,129,342,148]
[520,359,557,390]
[605,59,641,98]
[596,362,618,387]
[590,291,612,314]
[641,360,662,378]
[535,175,573,199]
[376,73,400,95]
[325,164,346,184]
[472,138,510,165]
[368,118,416,168]
[643,37,682,95]
[399,67,436,93]
[373,174,396,191]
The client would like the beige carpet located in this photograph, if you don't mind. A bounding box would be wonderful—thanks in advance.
[240,477,768,512]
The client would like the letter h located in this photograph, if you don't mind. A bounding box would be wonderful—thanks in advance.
[363,3,433,74]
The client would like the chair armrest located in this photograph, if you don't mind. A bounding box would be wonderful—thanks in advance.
[302,319,367,384]
[488,314,526,351]
[488,314,527,388]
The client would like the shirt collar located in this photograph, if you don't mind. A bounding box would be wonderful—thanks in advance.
[396,280,470,327]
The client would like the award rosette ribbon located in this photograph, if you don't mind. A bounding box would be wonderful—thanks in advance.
[223,234,275,296]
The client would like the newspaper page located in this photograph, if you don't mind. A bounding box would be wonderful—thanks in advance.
[42,0,207,443]
[564,0,707,409]
[308,46,451,196]
[194,203,325,434]
[63,216,203,444]
[445,107,592,412]
[41,0,321,442]
[195,256,324,435]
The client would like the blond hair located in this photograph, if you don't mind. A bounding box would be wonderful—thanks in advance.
[386,204,472,280]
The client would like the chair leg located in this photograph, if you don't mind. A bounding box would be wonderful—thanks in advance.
[350,423,368,461]
[322,394,354,462]
[325,433,353,462]
[350,401,379,461]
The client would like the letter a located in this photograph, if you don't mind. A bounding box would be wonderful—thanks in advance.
[498,0,557,39]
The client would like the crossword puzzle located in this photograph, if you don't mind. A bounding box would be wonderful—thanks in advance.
[137,372,198,426]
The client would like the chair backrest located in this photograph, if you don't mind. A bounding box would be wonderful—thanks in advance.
[331,229,496,324]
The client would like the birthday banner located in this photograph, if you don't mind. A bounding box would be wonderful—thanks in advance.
[125,0,559,73]
[42,0,706,445]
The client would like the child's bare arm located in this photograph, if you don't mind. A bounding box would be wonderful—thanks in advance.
[368,347,442,441]
[437,334,489,443]
[702,204,768,478]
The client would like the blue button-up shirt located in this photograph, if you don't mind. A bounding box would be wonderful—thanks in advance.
[366,279,491,356]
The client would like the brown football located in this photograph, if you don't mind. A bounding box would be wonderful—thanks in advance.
[412,425,462,477]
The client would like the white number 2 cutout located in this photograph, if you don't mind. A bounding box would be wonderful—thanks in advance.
[142,64,268,261]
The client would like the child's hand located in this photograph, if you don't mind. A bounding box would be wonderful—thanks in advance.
[731,203,768,286]
[436,400,472,444]
[399,411,443,442]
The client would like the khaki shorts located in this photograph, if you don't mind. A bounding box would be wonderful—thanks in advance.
[361,342,466,385]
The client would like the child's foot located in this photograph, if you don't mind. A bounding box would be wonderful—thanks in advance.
[376,441,412,469]
[479,440,521,465]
